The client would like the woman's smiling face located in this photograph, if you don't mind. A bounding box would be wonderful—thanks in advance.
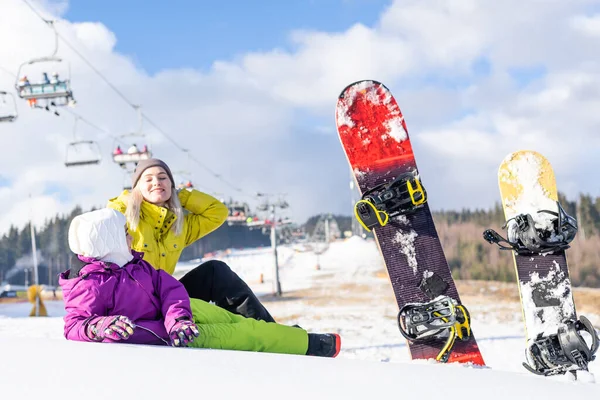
[137,166,172,206]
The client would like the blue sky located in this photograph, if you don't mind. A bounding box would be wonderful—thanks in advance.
[2,0,600,233]
[64,0,391,73]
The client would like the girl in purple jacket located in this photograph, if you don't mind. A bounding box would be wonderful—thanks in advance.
[60,208,340,357]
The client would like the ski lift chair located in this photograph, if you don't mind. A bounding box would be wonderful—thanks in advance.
[176,180,194,190]
[246,216,267,228]
[112,145,152,169]
[173,169,194,190]
[64,117,101,167]
[65,140,102,167]
[227,202,252,225]
[0,91,18,122]
[15,57,75,108]
[113,106,152,169]
[14,21,76,111]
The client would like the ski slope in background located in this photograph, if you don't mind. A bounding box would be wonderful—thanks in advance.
[0,237,598,398]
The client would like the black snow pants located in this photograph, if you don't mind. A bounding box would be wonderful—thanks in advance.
[179,260,276,323]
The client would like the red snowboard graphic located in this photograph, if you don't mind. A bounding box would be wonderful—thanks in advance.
[336,82,414,171]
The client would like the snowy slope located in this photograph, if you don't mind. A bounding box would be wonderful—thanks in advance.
[0,337,597,399]
[0,237,598,399]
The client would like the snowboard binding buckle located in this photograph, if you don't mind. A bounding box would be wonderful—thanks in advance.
[397,296,472,363]
[354,171,427,231]
[523,315,599,377]
[483,201,577,255]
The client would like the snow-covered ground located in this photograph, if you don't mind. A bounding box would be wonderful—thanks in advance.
[0,237,598,398]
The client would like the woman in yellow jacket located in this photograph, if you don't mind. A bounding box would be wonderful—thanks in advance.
[107,158,275,322]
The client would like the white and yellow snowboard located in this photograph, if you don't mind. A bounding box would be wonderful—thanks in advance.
[486,150,598,377]
[498,150,575,340]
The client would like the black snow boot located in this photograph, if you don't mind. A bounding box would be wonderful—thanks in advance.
[306,333,341,358]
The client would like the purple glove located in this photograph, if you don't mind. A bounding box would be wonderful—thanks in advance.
[86,315,135,341]
[169,319,199,347]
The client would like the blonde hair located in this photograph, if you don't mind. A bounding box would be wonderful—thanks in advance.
[125,186,184,236]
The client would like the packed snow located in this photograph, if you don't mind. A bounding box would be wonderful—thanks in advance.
[392,215,419,274]
[1,237,598,399]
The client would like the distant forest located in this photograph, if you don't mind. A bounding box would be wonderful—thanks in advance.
[1,193,599,288]
[432,193,600,288]
[0,206,271,287]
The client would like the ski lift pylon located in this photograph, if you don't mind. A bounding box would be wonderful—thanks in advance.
[64,116,102,167]
[0,91,17,122]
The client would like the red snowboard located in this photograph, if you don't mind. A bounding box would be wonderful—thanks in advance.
[336,80,485,366]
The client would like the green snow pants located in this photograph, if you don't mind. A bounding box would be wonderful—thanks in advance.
[187,298,309,355]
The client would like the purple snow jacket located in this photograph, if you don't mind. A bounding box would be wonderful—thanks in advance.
[59,251,192,345]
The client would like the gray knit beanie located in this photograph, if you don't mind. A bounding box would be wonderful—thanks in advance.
[131,158,175,189]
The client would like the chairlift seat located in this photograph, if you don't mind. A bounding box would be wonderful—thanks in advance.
[19,82,72,100]
[0,115,17,123]
[0,91,17,122]
[246,219,267,227]
[65,159,101,167]
[65,140,102,168]
[227,219,250,226]
[113,151,152,164]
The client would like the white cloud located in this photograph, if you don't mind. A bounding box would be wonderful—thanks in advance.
[72,22,117,53]
[1,0,600,236]
[570,14,600,37]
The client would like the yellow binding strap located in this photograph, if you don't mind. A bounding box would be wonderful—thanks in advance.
[434,304,471,362]
[407,178,427,206]
[354,200,389,232]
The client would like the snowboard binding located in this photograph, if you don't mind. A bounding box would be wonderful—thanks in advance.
[354,171,427,231]
[523,315,599,377]
[483,201,577,255]
[397,296,472,362]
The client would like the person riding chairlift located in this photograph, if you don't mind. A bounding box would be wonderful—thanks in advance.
[18,76,30,87]
[18,76,31,96]
[113,146,123,156]
[127,144,139,154]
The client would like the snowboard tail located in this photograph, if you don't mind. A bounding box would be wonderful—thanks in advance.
[336,80,485,366]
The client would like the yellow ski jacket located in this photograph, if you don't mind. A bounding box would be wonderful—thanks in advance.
[107,189,229,275]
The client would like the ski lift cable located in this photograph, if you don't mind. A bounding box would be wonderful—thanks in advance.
[22,0,133,107]
[64,114,102,167]
[60,107,111,137]
[0,65,16,78]
[21,0,257,199]
[0,63,130,150]
[0,61,121,142]
[20,1,153,144]
[141,114,251,196]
